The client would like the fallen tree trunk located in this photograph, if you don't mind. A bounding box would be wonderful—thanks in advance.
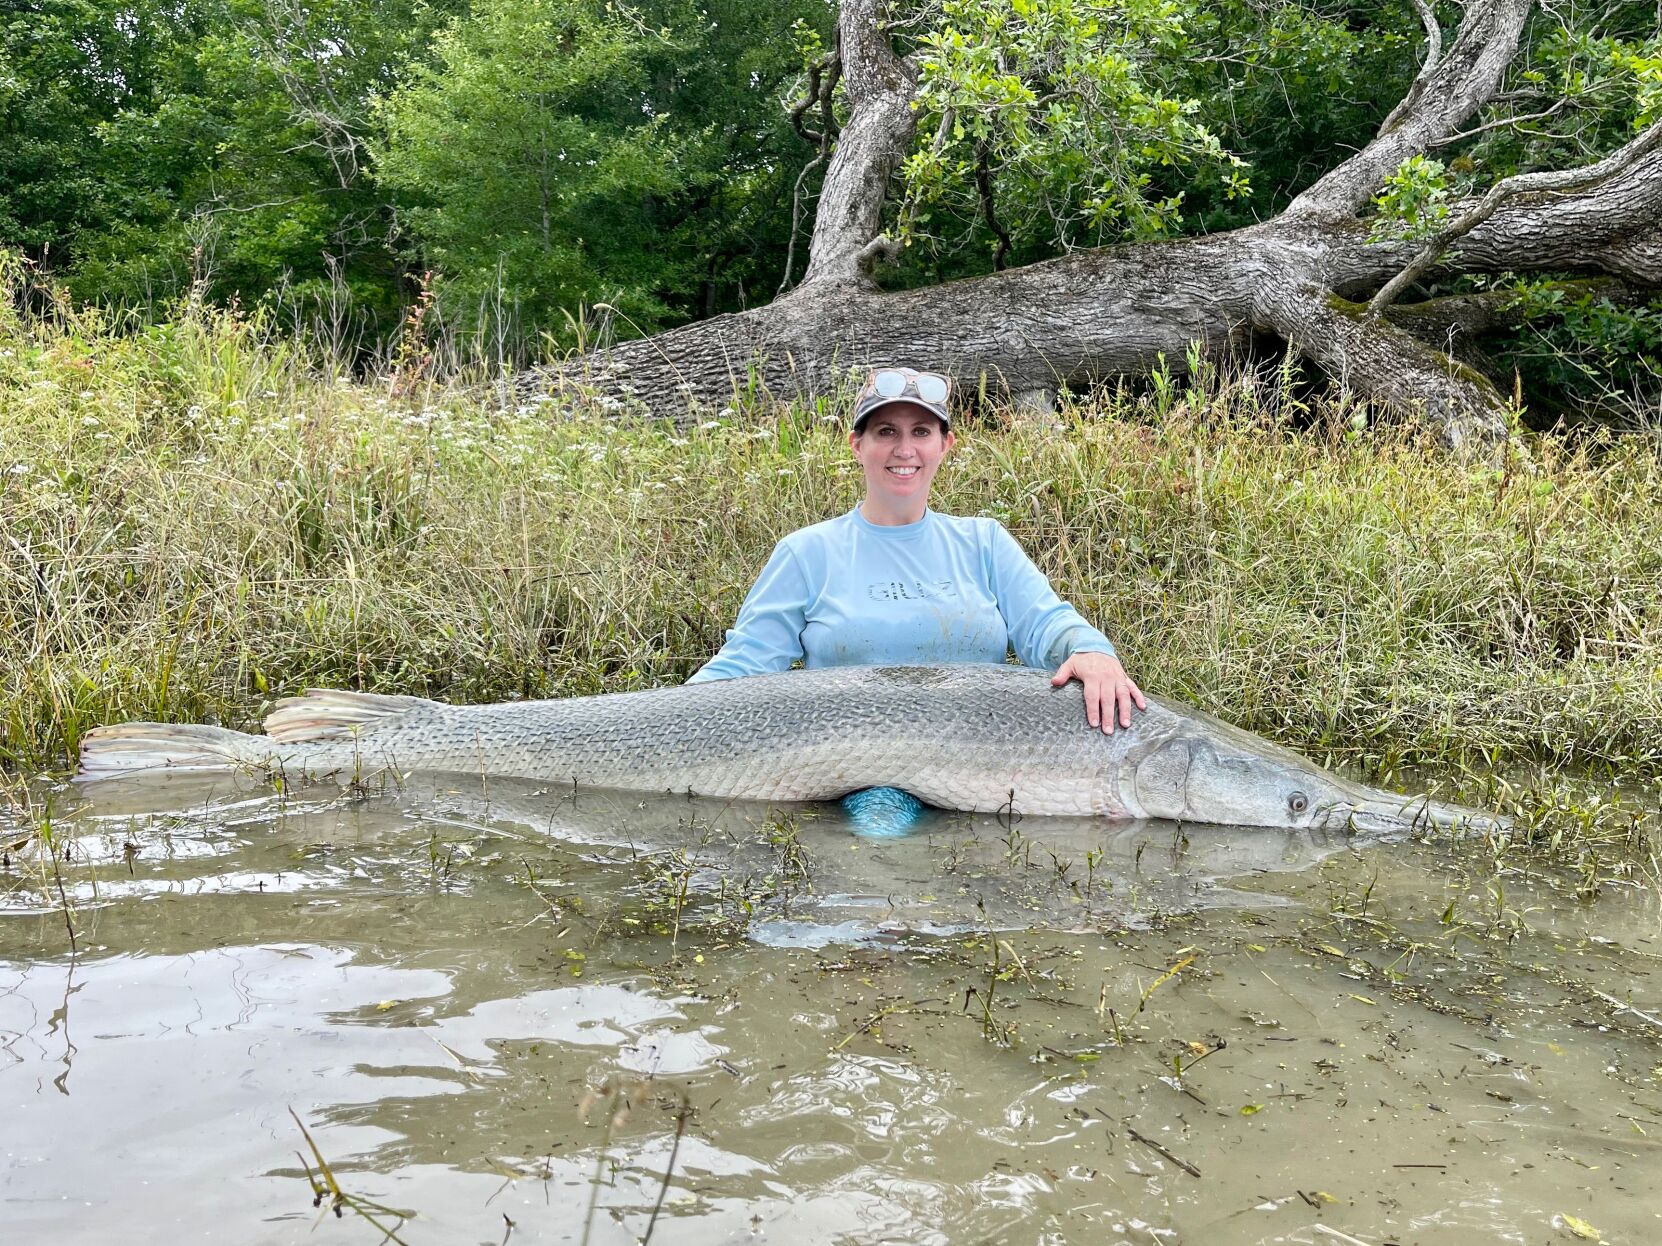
[531,0,1661,452]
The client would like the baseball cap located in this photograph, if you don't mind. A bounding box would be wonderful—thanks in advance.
[852,367,952,431]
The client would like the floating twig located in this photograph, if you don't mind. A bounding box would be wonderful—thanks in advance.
[1126,1126,1201,1179]
[1313,1225,1376,1246]
[835,998,941,1051]
[1589,988,1662,1034]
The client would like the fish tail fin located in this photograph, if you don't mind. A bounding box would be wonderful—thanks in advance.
[76,723,268,778]
[262,689,440,744]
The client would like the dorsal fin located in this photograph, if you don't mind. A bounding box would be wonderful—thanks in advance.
[263,689,441,743]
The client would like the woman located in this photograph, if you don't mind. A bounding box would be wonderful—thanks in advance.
[689,367,1145,735]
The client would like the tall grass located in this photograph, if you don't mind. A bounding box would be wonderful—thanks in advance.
[2,258,1659,789]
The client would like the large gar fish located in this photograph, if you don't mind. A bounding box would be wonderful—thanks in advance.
[77,665,1493,833]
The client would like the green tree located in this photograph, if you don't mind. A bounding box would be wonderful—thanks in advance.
[0,0,211,257]
[896,0,1248,269]
[73,0,457,330]
[374,0,830,340]
[1,0,462,338]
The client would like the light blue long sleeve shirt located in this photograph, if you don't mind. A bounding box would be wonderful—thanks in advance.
[687,507,1115,683]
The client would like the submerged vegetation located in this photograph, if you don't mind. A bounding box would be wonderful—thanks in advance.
[1,263,1659,868]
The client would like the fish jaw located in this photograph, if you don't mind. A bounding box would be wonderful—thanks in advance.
[1316,786,1509,837]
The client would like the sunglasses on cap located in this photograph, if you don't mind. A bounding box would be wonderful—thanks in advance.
[853,367,953,431]
[865,368,950,405]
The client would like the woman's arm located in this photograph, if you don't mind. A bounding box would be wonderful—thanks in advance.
[985,522,1146,732]
[685,542,811,683]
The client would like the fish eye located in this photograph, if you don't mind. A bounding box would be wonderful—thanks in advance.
[1288,791,1309,814]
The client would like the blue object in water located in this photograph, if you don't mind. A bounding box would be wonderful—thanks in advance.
[840,786,928,838]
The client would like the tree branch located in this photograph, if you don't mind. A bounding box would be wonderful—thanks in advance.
[1380,278,1651,345]
[1375,0,1445,137]
[1283,0,1533,222]
[1253,279,1512,451]
[1429,97,1571,147]
[856,233,902,270]
[798,0,919,288]
[778,52,843,295]
[1370,120,1662,314]
[974,140,1012,271]
[545,0,1662,450]
[789,53,840,149]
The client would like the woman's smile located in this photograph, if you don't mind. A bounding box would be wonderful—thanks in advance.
[851,404,955,525]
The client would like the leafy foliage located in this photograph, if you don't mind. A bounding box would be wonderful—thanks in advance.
[373,0,826,339]
[1503,282,1662,428]
[373,0,686,331]
[2,0,824,347]
[1356,2,1662,425]
[1,0,454,334]
[0,0,1658,420]
[1466,4,1660,175]
[896,0,1248,265]
[1369,155,1458,241]
[1173,0,1423,227]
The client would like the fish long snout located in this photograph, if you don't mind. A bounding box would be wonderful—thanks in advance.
[1322,792,1510,837]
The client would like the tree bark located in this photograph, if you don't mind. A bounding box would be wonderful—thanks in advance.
[534,0,1662,452]
[1369,120,1662,314]
[798,0,917,288]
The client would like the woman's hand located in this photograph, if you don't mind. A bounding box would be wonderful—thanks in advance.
[1051,651,1147,734]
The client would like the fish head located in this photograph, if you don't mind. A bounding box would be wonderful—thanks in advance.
[1130,722,1502,835]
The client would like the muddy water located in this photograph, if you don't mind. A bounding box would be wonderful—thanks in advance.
[3,774,1660,1245]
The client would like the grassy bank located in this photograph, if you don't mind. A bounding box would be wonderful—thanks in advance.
[3,282,1660,825]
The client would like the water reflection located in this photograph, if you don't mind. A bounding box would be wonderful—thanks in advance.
[0,771,1658,1244]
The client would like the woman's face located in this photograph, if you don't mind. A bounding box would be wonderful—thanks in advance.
[850,405,954,510]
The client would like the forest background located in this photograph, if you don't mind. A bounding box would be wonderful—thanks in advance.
[3,0,1660,424]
